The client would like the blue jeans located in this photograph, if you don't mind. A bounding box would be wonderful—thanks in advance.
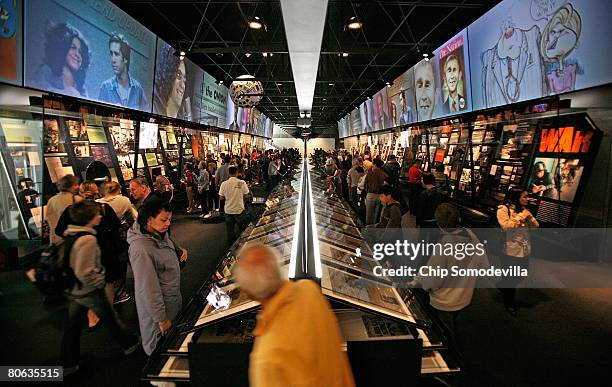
[61,290,137,367]
[365,193,381,225]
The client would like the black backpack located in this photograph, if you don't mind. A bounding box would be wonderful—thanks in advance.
[35,232,92,296]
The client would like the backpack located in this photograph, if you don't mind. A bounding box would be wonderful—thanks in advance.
[35,232,92,296]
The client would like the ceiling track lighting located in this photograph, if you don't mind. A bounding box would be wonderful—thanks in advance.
[248,16,267,31]
[345,16,363,30]
[173,49,187,61]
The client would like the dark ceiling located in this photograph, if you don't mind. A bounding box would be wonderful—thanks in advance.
[111,0,501,137]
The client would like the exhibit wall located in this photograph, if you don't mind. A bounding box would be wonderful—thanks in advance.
[24,0,156,112]
[338,0,612,137]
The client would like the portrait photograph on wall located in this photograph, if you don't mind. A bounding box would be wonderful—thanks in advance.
[388,67,416,127]
[413,58,441,122]
[225,96,246,132]
[24,0,156,111]
[371,87,390,131]
[529,157,584,203]
[359,99,373,134]
[153,38,205,123]
[0,0,22,85]
[469,0,612,110]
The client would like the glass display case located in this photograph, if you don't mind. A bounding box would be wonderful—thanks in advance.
[0,105,44,240]
[142,164,303,382]
[397,97,603,226]
[142,158,460,383]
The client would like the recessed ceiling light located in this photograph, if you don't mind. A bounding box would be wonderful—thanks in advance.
[345,16,363,30]
[248,16,265,30]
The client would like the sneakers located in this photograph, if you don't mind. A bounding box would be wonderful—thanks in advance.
[203,212,213,219]
[124,337,141,356]
[114,292,131,305]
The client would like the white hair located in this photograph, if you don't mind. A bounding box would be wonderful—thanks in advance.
[235,244,284,301]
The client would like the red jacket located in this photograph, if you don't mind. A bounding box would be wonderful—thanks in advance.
[407,165,423,184]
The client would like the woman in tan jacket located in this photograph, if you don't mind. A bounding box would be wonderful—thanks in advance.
[496,188,539,315]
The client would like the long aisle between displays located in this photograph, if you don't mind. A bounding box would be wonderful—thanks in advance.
[142,157,460,385]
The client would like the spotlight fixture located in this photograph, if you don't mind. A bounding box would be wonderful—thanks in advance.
[329,83,334,86]
[423,53,430,62]
[338,52,349,57]
[248,16,266,31]
[386,81,391,87]
[367,96,371,101]
[217,80,224,85]
[277,83,283,86]
[262,52,268,57]
[345,16,363,30]
[245,52,251,58]
[173,49,186,60]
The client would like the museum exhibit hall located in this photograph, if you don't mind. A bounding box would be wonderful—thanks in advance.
[0,0,611,386]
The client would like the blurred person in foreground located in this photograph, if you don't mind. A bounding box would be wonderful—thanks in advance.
[235,245,355,387]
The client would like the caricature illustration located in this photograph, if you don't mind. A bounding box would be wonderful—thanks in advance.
[540,3,583,94]
[481,18,545,107]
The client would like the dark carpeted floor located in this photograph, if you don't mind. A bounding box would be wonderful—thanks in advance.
[0,212,229,386]
[1,203,612,386]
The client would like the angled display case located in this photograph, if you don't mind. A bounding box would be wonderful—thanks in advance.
[142,163,304,382]
[142,157,461,384]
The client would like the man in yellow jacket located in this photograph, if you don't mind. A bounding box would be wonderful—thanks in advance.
[235,244,355,387]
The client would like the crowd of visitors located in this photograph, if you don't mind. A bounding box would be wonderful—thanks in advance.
[313,147,539,350]
[33,146,302,378]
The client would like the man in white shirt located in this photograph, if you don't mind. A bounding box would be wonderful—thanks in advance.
[218,166,251,242]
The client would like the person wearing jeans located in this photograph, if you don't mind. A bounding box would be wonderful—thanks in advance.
[364,158,388,225]
[61,201,139,375]
[496,188,539,316]
[219,166,250,243]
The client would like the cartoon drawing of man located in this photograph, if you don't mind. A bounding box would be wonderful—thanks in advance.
[441,54,466,114]
[540,4,583,94]
[481,19,544,107]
